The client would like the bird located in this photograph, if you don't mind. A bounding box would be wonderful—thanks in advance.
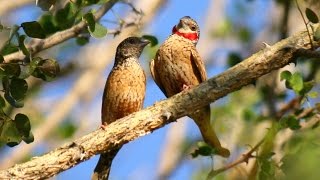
[92,37,149,180]
[150,16,230,157]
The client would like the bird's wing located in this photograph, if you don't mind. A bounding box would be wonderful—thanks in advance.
[190,47,207,82]
[150,58,167,96]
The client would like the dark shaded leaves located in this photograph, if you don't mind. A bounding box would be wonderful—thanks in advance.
[21,21,46,39]
[305,8,319,23]
[36,0,56,11]
[18,35,30,57]
[32,58,60,81]
[142,35,158,47]
[83,12,95,32]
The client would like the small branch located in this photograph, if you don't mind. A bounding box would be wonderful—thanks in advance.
[3,0,119,62]
[206,139,265,180]
[275,96,303,119]
[295,0,314,49]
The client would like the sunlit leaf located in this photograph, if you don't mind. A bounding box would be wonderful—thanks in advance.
[308,91,318,98]
[88,22,107,38]
[21,21,46,39]
[289,72,303,94]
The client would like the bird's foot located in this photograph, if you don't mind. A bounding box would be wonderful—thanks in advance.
[182,84,192,91]
[100,124,108,130]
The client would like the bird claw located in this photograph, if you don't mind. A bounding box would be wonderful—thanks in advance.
[182,84,192,91]
[101,124,108,130]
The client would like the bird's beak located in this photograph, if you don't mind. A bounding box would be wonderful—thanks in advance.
[139,38,150,47]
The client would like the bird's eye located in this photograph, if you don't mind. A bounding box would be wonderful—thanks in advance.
[129,39,135,44]
[190,25,196,31]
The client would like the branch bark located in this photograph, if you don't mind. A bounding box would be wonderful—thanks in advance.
[3,0,119,62]
[0,27,318,179]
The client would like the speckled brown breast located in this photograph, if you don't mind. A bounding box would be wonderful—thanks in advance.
[152,34,207,97]
[102,59,146,125]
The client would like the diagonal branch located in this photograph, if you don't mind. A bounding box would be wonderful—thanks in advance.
[3,0,119,62]
[0,27,318,179]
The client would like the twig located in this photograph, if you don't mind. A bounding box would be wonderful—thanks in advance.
[206,139,265,180]
[3,0,119,62]
[295,0,314,49]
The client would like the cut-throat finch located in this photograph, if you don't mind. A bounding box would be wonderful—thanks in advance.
[150,16,230,158]
[92,37,149,180]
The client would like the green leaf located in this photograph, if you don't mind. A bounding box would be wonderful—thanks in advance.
[21,21,46,39]
[22,131,34,144]
[308,91,318,98]
[314,26,320,41]
[88,22,108,38]
[83,0,99,6]
[32,58,60,81]
[58,122,77,139]
[289,72,303,94]
[76,36,90,46]
[288,116,301,130]
[300,81,315,95]
[0,43,19,55]
[0,63,21,78]
[38,13,59,35]
[280,70,292,81]
[0,120,21,145]
[0,95,5,108]
[141,35,158,47]
[18,35,30,57]
[0,55,4,63]
[227,52,242,67]
[54,2,78,30]
[15,113,31,137]
[9,78,28,102]
[36,0,56,11]
[305,8,319,23]
[83,12,95,32]
[191,141,215,158]
[4,92,24,108]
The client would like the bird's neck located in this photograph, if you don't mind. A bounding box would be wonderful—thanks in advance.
[172,26,198,42]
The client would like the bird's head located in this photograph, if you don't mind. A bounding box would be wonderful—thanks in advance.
[172,16,200,45]
[116,37,150,59]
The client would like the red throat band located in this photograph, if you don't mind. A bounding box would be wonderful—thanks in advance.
[172,26,198,41]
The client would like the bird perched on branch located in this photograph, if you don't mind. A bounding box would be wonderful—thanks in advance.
[92,37,149,180]
[150,16,230,157]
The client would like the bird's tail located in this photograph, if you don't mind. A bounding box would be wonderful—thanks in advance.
[190,106,230,158]
[91,148,120,180]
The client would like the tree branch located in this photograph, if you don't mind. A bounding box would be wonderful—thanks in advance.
[3,0,119,62]
[0,27,318,179]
